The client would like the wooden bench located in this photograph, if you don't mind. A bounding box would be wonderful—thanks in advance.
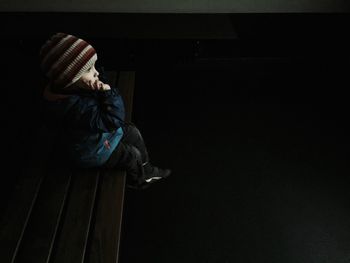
[0,70,135,263]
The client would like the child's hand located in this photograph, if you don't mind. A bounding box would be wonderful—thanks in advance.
[90,79,111,91]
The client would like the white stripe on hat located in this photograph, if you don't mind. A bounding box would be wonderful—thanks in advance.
[59,44,95,79]
[47,38,83,78]
[57,52,97,88]
[68,54,98,88]
[41,34,74,70]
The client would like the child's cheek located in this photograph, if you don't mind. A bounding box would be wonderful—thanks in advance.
[86,79,94,88]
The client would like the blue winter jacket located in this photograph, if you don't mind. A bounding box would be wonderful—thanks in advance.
[41,69,125,168]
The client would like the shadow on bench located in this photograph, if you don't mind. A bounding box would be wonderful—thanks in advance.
[0,71,135,263]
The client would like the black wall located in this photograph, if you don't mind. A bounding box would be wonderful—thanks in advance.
[1,13,349,211]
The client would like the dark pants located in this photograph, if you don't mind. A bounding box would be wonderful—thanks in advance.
[104,123,150,184]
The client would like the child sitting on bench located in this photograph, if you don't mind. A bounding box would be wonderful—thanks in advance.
[39,32,171,189]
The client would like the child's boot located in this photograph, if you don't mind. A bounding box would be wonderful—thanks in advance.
[143,162,171,183]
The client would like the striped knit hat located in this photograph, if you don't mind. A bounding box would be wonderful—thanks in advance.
[39,32,97,89]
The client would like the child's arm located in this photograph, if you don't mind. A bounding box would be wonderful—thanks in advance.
[63,88,126,133]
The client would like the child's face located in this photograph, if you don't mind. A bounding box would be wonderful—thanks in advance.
[74,62,100,89]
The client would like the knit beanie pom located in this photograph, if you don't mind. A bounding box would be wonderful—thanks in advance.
[39,32,97,89]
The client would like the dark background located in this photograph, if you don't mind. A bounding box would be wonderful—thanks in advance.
[1,13,350,262]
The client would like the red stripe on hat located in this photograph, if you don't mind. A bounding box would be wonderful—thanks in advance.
[50,40,90,81]
[42,36,79,74]
[59,48,96,88]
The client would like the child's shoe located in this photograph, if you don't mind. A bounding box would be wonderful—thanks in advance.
[143,162,171,182]
[126,163,171,190]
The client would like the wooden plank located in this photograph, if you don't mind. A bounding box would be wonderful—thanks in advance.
[86,71,135,263]
[13,166,72,263]
[0,125,56,263]
[0,173,44,263]
[117,71,135,121]
[49,169,99,263]
[103,70,117,88]
[85,171,126,263]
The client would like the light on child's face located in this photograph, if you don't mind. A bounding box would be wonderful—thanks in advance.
[76,63,100,89]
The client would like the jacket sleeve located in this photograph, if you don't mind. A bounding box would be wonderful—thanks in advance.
[63,88,126,133]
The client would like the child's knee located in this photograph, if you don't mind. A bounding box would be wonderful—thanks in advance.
[128,124,142,138]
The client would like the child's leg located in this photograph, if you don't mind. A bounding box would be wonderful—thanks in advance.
[104,122,171,188]
[121,124,171,179]
[121,123,150,164]
[104,123,149,184]
[104,141,146,185]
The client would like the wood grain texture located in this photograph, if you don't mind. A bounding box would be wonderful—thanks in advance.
[0,126,56,263]
[49,169,99,263]
[13,168,72,263]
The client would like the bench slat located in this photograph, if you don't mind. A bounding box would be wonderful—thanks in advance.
[13,167,72,263]
[85,171,126,263]
[0,173,44,263]
[86,71,135,263]
[117,71,135,122]
[0,126,55,263]
[49,169,99,263]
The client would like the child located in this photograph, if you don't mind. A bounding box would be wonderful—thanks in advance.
[39,32,171,189]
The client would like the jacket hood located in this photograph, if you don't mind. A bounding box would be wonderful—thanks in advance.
[43,84,71,101]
